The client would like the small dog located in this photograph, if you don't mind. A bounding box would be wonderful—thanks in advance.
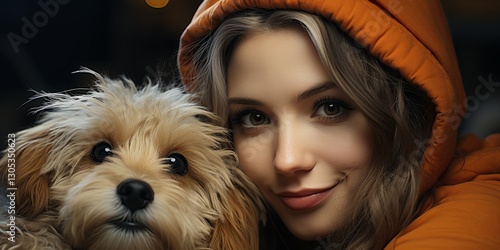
[0,69,264,250]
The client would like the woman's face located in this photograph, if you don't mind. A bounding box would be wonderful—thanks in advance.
[227,26,374,240]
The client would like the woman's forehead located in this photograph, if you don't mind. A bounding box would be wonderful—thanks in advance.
[227,27,331,98]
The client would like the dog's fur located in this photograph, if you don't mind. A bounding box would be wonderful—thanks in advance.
[0,69,264,250]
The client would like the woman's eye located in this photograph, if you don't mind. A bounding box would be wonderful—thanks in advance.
[317,102,344,116]
[313,99,352,120]
[239,111,270,127]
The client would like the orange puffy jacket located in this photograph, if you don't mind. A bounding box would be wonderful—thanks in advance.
[177,0,500,249]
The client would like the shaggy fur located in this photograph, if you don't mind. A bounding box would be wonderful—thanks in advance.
[0,69,264,250]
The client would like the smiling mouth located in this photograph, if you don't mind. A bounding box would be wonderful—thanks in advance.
[109,218,148,232]
[278,181,342,211]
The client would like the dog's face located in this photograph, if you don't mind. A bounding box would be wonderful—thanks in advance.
[1,71,261,250]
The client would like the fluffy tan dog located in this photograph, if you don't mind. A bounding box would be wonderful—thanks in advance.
[0,69,264,250]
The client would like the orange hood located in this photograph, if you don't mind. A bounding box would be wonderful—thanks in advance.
[177,0,467,196]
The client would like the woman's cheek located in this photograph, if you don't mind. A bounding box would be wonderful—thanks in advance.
[234,132,275,181]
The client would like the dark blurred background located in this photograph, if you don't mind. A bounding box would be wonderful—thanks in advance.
[1,0,499,146]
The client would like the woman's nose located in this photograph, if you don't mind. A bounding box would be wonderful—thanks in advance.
[273,121,315,176]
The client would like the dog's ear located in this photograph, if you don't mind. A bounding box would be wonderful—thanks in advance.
[209,166,265,250]
[1,125,52,219]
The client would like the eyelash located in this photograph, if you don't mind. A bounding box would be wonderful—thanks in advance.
[229,97,354,126]
[229,107,264,126]
[312,97,353,123]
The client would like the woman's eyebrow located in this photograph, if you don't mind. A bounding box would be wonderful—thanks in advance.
[295,81,337,102]
[228,97,265,106]
[228,81,336,105]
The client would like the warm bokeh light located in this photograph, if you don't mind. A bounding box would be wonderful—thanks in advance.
[146,0,169,8]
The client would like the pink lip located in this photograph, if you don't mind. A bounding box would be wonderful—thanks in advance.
[278,184,338,211]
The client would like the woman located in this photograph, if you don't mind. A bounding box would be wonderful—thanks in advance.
[177,1,500,249]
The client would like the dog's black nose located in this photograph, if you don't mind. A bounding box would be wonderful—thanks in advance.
[117,179,154,213]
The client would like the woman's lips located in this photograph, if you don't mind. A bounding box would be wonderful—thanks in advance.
[278,185,337,211]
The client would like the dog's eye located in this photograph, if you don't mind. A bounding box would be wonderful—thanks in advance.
[163,153,188,175]
[91,142,114,163]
